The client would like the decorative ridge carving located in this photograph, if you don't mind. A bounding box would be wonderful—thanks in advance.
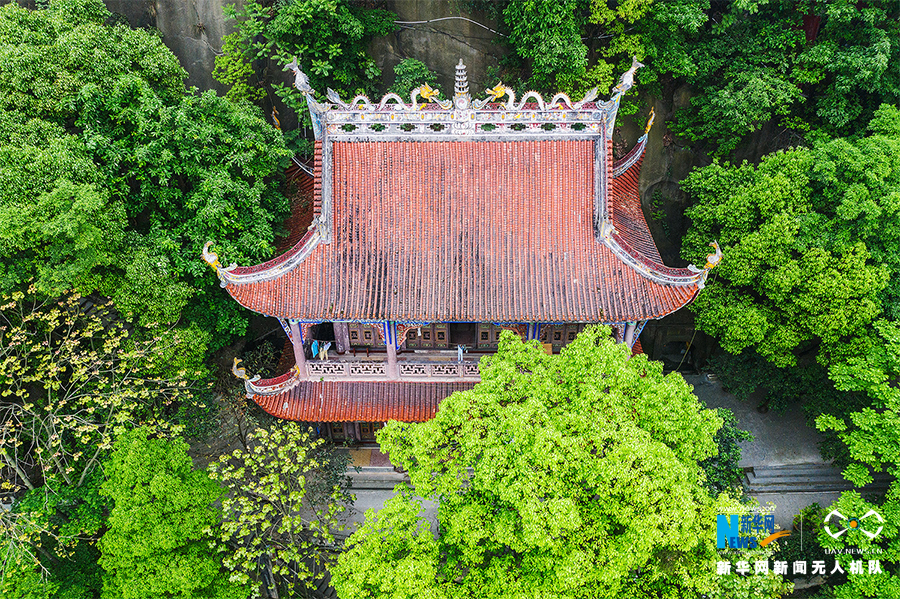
[285,58,643,139]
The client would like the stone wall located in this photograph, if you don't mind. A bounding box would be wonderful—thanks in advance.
[104,0,235,94]
[373,0,508,96]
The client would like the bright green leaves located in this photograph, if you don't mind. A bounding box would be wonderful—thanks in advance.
[334,327,733,599]
[683,110,900,367]
[499,0,706,97]
[503,0,589,93]
[209,423,353,598]
[0,0,292,356]
[389,58,441,98]
[217,0,396,140]
[811,318,900,598]
[98,428,247,599]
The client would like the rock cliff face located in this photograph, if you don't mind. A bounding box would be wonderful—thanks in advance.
[372,0,507,95]
[104,0,233,94]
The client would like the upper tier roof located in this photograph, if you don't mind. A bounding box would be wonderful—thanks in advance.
[203,60,720,324]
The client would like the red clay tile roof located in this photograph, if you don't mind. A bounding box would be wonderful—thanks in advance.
[277,162,315,252]
[610,139,662,263]
[252,380,474,422]
[223,139,700,323]
[631,338,644,356]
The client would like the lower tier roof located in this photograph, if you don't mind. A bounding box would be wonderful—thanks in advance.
[252,380,475,422]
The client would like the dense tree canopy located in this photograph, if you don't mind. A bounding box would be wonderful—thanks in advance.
[214,0,396,151]
[681,105,900,368]
[210,423,353,598]
[98,428,247,599]
[332,328,791,599]
[0,0,292,357]
[0,288,200,597]
[674,0,900,154]
[482,1,899,154]
[815,320,900,598]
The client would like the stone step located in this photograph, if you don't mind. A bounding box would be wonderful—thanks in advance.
[744,463,893,493]
[347,467,409,490]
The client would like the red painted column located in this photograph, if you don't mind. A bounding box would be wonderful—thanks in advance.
[289,320,309,380]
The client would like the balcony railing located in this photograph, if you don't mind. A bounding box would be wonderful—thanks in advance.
[304,357,481,382]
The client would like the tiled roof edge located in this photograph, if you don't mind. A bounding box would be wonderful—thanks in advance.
[599,225,721,289]
[202,228,321,287]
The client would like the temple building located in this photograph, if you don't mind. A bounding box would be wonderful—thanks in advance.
[203,59,721,442]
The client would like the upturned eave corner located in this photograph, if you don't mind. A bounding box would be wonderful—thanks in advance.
[201,241,237,288]
[232,356,301,399]
[687,241,724,289]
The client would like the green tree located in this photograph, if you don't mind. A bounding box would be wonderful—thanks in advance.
[0,288,201,597]
[0,0,292,354]
[331,328,791,598]
[98,428,248,599]
[214,0,396,149]
[497,0,706,97]
[681,105,900,368]
[389,58,440,98]
[209,422,353,598]
[671,0,900,155]
[815,319,900,598]
[700,408,754,496]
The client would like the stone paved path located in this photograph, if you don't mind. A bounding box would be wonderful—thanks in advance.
[684,374,844,529]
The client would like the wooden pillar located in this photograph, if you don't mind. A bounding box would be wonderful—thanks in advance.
[334,321,351,354]
[623,322,636,347]
[289,320,309,380]
[386,341,399,380]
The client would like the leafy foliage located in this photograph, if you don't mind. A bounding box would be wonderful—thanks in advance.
[0,288,205,596]
[814,320,900,598]
[0,288,196,495]
[672,0,900,155]
[332,328,791,598]
[700,408,753,496]
[389,58,440,98]
[215,0,396,149]
[98,427,248,599]
[0,0,292,357]
[681,106,900,368]
[498,0,707,97]
[209,422,353,598]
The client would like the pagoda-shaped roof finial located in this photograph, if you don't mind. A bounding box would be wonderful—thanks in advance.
[454,59,471,109]
[455,59,469,96]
